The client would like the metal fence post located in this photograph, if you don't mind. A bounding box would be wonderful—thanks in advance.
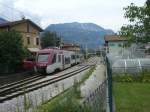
[106,57,113,112]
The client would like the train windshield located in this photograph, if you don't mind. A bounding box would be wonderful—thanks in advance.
[38,53,49,62]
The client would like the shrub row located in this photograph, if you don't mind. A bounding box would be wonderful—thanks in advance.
[113,70,150,83]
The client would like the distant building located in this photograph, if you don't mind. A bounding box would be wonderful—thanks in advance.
[0,19,43,52]
[104,35,127,53]
[61,43,80,52]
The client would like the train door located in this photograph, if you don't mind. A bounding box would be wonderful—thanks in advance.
[62,55,64,69]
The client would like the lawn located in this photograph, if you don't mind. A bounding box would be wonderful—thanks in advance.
[113,82,150,112]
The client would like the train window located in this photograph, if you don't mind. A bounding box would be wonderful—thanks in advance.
[65,57,70,64]
[76,55,79,59]
[58,55,61,62]
[38,54,49,62]
[71,55,75,59]
[52,54,56,63]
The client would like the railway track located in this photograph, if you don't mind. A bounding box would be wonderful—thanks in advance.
[0,71,36,86]
[0,74,45,90]
[0,65,91,103]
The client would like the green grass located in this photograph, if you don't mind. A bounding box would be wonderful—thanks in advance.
[113,82,150,112]
[35,66,96,112]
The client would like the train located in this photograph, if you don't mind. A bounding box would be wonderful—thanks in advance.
[36,48,82,74]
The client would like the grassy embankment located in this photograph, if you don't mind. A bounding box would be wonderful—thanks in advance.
[35,66,96,112]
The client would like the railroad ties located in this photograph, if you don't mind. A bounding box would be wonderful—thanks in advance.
[0,57,98,103]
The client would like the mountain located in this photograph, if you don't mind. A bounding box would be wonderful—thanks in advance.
[45,22,114,49]
[0,17,8,24]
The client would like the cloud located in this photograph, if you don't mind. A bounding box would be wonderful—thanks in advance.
[0,0,41,25]
[0,0,146,32]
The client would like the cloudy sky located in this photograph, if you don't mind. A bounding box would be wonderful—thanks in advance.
[0,0,146,32]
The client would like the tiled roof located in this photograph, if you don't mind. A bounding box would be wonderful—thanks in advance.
[62,43,80,47]
[104,35,127,41]
[0,19,43,31]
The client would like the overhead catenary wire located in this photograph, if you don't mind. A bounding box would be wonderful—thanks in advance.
[0,1,38,22]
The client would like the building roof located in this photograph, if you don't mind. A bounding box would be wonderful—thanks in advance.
[62,43,80,47]
[104,35,127,41]
[0,19,43,32]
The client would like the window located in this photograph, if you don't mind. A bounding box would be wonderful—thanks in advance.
[27,37,30,44]
[27,23,32,32]
[36,38,39,45]
[52,54,56,63]
[71,55,75,59]
[27,23,29,32]
[76,55,79,59]
[38,54,49,62]
[58,55,61,62]
[65,57,71,64]
[109,43,115,46]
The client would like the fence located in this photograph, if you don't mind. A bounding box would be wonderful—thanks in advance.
[83,80,107,112]
[105,56,113,112]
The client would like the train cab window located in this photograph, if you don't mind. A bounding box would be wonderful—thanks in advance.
[38,54,49,62]
[58,55,61,62]
[52,54,56,63]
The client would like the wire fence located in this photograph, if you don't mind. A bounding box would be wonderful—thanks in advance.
[106,56,113,112]
[83,80,107,112]
[112,65,150,74]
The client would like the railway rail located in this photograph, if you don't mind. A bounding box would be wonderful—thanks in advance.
[0,65,91,103]
[0,57,99,103]
[0,71,35,86]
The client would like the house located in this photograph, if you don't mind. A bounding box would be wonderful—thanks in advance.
[104,35,127,53]
[0,19,43,52]
[61,43,81,52]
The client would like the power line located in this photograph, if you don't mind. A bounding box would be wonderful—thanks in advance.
[0,1,24,14]
[0,1,42,27]
[0,1,32,21]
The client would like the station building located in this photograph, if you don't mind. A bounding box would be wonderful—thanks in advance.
[104,35,127,54]
[61,43,81,52]
[0,19,43,53]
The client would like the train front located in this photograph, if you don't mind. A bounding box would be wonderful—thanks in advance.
[36,50,51,74]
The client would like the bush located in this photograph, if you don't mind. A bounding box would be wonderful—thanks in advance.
[141,70,150,83]
[113,73,133,82]
[41,31,60,48]
[0,31,27,73]
[113,70,150,83]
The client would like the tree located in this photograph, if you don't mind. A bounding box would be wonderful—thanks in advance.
[0,31,27,73]
[119,0,150,43]
[41,31,61,48]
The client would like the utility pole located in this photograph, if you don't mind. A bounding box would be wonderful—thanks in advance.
[60,36,63,49]
[85,44,88,59]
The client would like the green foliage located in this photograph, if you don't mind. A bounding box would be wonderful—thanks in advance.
[0,31,27,73]
[80,66,96,84]
[113,70,150,83]
[141,70,150,83]
[113,82,150,112]
[41,31,61,48]
[37,87,91,112]
[113,74,133,82]
[36,67,95,112]
[119,1,150,43]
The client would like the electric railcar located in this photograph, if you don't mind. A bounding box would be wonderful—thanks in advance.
[36,48,81,74]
